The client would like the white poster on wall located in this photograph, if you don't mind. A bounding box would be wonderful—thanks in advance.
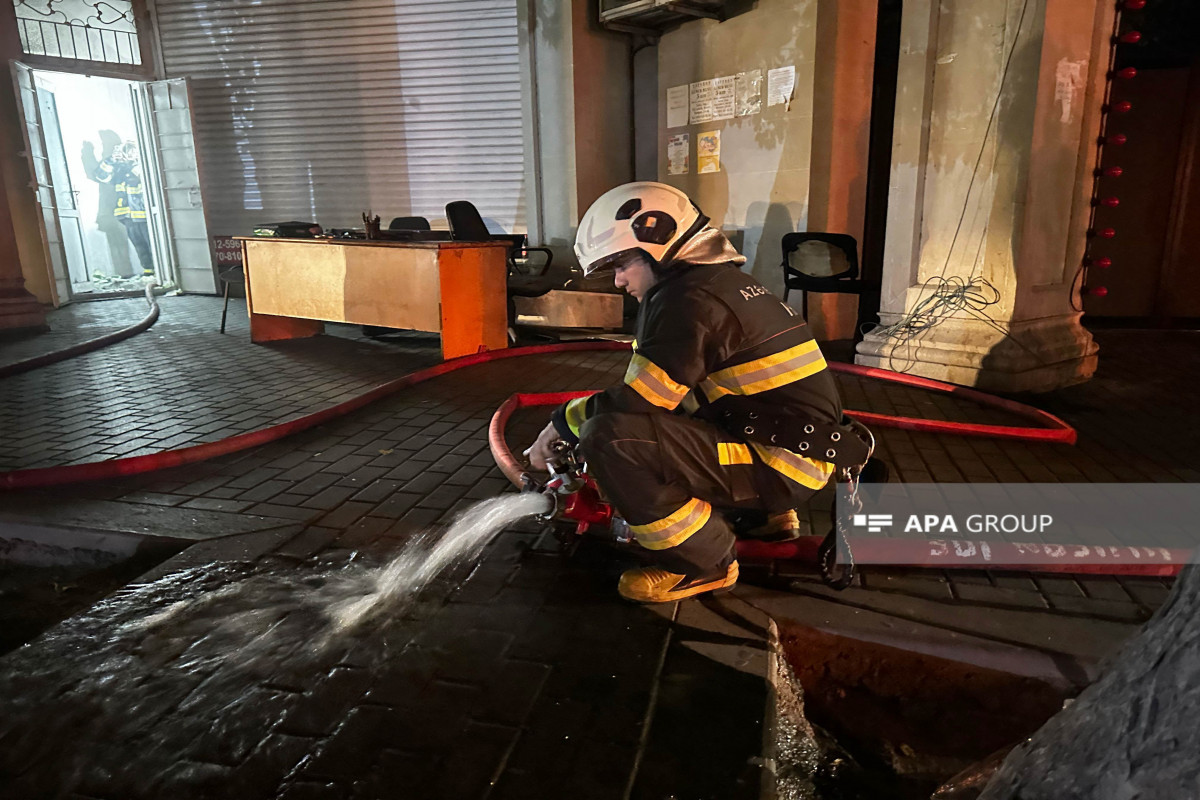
[667,133,690,175]
[667,84,689,129]
[689,77,736,125]
[767,65,796,107]
[689,79,716,125]
[736,69,763,116]
[711,76,735,120]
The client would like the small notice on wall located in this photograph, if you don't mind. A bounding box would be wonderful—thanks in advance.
[767,65,796,107]
[667,84,689,129]
[697,130,721,174]
[736,69,763,116]
[690,76,736,125]
[667,133,690,175]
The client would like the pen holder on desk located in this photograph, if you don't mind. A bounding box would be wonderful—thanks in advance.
[362,212,381,240]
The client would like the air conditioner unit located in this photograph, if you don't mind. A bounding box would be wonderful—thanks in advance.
[600,0,726,36]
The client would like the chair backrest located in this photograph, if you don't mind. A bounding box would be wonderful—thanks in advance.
[781,232,859,280]
[387,215,431,231]
[445,201,493,242]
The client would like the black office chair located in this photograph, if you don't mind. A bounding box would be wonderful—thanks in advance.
[780,232,868,322]
[388,216,431,231]
[445,201,552,277]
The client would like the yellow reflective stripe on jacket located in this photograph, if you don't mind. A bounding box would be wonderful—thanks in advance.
[749,443,834,491]
[129,210,146,219]
[564,396,589,438]
[114,206,130,216]
[717,442,753,466]
[624,353,689,410]
[630,497,712,550]
[701,339,827,402]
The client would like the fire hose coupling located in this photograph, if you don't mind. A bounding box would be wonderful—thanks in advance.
[520,441,615,534]
[544,439,586,495]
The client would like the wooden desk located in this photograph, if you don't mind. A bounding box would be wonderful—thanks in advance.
[237,237,509,359]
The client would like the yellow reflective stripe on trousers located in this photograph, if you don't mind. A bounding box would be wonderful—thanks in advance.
[702,339,827,401]
[564,396,589,438]
[717,442,753,465]
[624,353,689,410]
[749,443,834,491]
[630,497,712,550]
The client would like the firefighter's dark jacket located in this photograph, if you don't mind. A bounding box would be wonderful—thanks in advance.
[93,158,147,221]
[552,261,843,491]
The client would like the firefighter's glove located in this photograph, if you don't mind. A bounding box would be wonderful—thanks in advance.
[526,421,561,472]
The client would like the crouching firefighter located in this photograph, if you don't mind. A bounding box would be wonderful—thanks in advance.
[528,182,872,604]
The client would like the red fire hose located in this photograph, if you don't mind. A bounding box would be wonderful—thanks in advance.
[485,354,1184,577]
[0,341,628,490]
[4,337,1184,575]
[0,285,160,380]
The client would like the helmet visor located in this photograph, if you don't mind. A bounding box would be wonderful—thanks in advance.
[582,248,646,278]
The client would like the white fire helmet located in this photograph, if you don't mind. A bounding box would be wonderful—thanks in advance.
[574,181,709,276]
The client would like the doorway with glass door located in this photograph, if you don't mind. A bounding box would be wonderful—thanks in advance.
[21,68,171,300]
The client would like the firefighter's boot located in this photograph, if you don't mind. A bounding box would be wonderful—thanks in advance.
[618,560,739,603]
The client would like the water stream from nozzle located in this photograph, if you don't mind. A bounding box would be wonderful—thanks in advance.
[326,491,552,633]
[0,492,553,792]
[131,492,554,654]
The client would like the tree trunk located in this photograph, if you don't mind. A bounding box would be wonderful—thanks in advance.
[980,564,1200,799]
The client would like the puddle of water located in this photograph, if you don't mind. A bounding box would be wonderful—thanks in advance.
[0,492,550,796]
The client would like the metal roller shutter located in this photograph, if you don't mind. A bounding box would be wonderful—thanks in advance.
[154,0,526,236]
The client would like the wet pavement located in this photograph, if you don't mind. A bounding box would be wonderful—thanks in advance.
[0,298,1192,798]
[0,296,439,470]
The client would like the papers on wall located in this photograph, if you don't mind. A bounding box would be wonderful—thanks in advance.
[667,84,689,129]
[667,133,690,175]
[689,76,735,125]
[767,65,796,107]
[736,69,763,117]
[697,130,720,174]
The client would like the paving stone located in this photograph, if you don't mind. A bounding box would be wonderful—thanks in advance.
[1044,593,1155,622]
[862,570,954,600]
[334,516,393,549]
[370,492,422,519]
[302,705,406,780]
[291,472,342,496]
[432,720,520,799]
[245,503,320,522]
[277,667,374,738]
[301,486,360,510]
[1076,575,1136,603]
[117,491,191,507]
[1118,577,1173,608]
[180,496,257,514]
[950,581,1051,609]
[317,501,374,530]
[476,660,553,727]
[276,779,348,800]
[275,526,343,560]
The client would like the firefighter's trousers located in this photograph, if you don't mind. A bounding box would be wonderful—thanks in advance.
[580,411,827,577]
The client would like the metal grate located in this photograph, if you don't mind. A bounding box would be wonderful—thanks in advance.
[12,0,141,65]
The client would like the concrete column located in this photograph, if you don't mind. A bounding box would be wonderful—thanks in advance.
[856,0,1108,392]
[518,0,631,258]
[0,4,49,329]
[807,0,877,341]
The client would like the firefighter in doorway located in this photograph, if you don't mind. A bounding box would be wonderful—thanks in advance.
[528,182,868,604]
[92,140,154,279]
